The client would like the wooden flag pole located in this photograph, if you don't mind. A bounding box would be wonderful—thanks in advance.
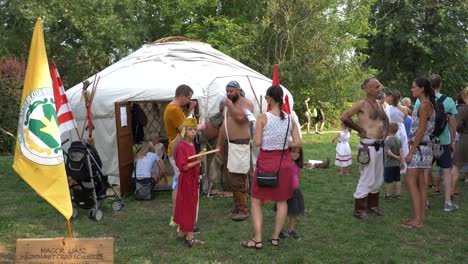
[66,218,73,238]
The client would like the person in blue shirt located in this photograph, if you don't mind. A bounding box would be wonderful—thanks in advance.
[413,74,458,211]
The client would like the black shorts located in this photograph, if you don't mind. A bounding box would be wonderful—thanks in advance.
[433,144,453,169]
[384,166,400,183]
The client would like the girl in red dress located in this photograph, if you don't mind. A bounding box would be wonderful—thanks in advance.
[173,118,204,247]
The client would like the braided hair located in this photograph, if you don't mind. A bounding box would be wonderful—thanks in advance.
[266,85,285,120]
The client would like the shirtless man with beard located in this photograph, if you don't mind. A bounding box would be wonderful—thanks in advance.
[216,80,254,221]
[341,78,389,220]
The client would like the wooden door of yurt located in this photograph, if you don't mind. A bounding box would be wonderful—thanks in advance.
[114,102,134,196]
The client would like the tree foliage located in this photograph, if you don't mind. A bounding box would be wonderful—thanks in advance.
[0,56,25,153]
[364,0,468,97]
[3,0,464,139]
[0,0,374,99]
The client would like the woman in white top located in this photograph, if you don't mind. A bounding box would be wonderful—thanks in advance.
[147,133,167,184]
[134,141,165,187]
[387,91,409,174]
[242,85,301,249]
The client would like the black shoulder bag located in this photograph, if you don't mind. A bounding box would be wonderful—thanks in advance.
[257,115,290,188]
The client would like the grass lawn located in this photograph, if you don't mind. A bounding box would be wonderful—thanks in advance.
[1,131,467,263]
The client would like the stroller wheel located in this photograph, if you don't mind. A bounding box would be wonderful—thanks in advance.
[88,209,103,221]
[88,209,95,219]
[112,201,124,211]
[94,209,103,221]
[72,207,79,218]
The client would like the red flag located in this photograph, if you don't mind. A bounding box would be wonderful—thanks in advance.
[50,61,77,135]
[267,64,290,113]
[283,94,291,114]
[272,64,280,85]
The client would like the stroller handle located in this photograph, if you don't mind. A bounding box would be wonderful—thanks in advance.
[61,138,70,146]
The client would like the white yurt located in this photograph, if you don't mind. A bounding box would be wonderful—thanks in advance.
[64,38,295,192]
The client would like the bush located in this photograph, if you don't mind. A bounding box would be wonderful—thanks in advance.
[0,57,25,154]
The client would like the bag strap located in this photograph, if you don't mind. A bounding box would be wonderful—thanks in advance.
[224,106,230,142]
[275,114,290,174]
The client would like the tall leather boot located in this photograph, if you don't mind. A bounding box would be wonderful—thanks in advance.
[368,192,384,216]
[226,192,239,215]
[353,197,369,220]
[231,192,249,221]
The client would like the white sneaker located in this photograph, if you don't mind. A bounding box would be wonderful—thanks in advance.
[444,202,459,212]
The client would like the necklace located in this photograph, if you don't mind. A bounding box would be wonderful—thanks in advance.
[366,98,379,111]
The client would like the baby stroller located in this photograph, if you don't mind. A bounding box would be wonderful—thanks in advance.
[64,140,124,221]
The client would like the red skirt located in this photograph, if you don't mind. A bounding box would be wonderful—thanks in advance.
[252,149,294,201]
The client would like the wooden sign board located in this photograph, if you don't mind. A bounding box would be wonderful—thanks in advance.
[16,237,113,264]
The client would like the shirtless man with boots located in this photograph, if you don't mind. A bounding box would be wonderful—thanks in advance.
[341,78,389,220]
[216,80,254,221]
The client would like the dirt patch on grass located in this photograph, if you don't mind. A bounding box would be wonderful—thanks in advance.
[0,241,14,263]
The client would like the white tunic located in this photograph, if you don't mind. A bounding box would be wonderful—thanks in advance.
[387,105,409,174]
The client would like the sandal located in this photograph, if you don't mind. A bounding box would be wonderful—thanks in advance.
[185,238,205,248]
[269,237,280,246]
[400,221,423,229]
[242,239,263,250]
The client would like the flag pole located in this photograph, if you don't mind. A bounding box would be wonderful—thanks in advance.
[66,218,73,238]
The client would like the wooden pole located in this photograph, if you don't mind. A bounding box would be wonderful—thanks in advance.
[0,127,16,139]
[188,149,219,159]
[260,95,263,113]
[79,75,99,140]
[66,218,73,238]
[246,76,260,110]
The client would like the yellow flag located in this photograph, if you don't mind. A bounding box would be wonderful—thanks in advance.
[13,18,72,220]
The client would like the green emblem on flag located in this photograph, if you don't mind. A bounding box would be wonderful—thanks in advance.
[18,87,63,165]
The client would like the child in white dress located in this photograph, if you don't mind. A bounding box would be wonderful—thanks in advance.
[332,123,352,175]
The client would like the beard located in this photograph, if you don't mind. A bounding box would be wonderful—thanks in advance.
[229,94,239,103]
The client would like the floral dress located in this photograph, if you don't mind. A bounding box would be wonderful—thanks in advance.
[407,102,435,169]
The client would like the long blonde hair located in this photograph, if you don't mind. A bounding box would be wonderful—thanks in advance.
[135,141,155,160]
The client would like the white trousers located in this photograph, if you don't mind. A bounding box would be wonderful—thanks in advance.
[354,138,384,199]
